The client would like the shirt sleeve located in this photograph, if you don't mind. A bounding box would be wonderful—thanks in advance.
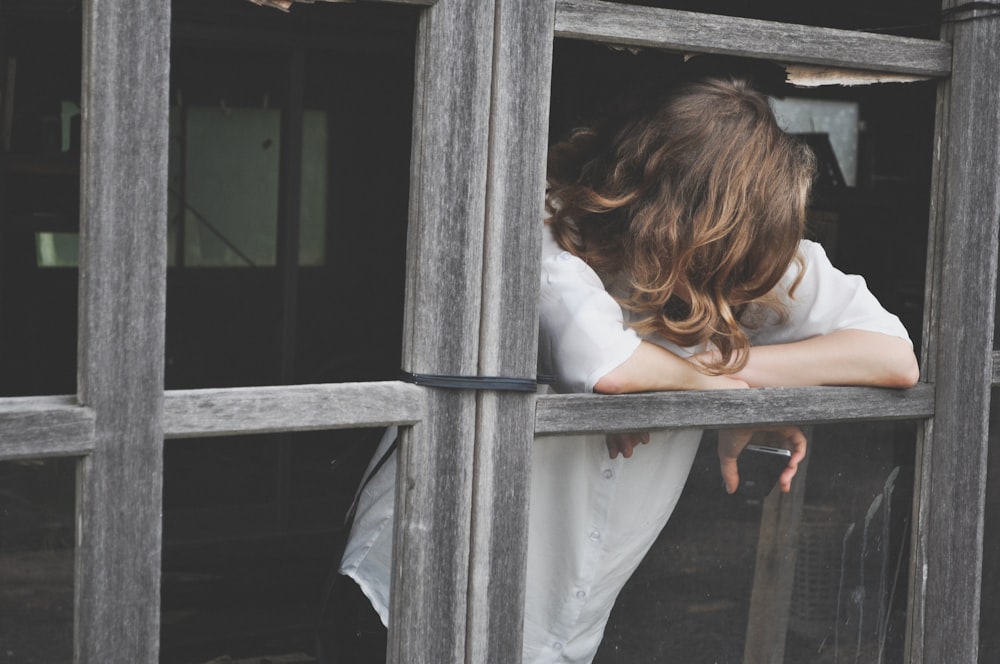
[538,232,641,394]
[748,239,912,347]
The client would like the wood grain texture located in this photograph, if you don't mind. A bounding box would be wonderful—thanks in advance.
[554,0,951,77]
[0,397,96,460]
[535,384,935,435]
[162,382,425,438]
[463,0,554,661]
[910,3,1000,661]
[389,1,495,662]
[75,0,170,661]
[309,0,436,5]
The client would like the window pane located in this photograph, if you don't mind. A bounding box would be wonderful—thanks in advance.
[160,427,387,664]
[183,107,280,267]
[526,421,915,663]
[299,109,327,268]
[166,2,416,389]
[0,2,82,396]
[0,458,76,664]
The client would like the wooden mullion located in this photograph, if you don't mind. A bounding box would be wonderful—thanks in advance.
[535,384,935,435]
[0,397,95,460]
[907,2,1000,662]
[464,0,554,661]
[389,0,495,662]
[554,0,951,77]
[75,0,170,661]
[162,381,425,437]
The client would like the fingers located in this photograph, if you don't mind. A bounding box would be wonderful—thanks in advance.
[776,426,808,493]
[604,432,650,459]
[717,428,753,494]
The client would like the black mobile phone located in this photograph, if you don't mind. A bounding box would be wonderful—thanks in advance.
[736,444,792,499]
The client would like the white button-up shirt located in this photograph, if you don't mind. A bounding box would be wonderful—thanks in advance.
[340,224,912,664]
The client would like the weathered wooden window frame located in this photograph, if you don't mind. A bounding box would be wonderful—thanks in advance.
[0,0,997,662]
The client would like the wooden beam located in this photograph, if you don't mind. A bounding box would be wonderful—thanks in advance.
[908,2,1000,661]
[0,397,95,460]
[388,0,494,662]
[554,0,951,77]
[163,381,425,438]
[534,384,935,435]
[307,0,436,5]
[75,0,170,661]
[464,0,553,661]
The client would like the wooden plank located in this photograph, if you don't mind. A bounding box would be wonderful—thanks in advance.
[162,381,425,438]
[388,1,495,662]
[464,0,553,661]
[535,384,935,435]
[308,0,436,5]
[554,0,951,77]
[75,0,170,661]
[908,2,1000,661]
[0,397,96,460]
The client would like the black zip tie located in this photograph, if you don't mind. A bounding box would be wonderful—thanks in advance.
[400,371,554,392]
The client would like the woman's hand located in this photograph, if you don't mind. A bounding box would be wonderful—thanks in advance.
[718,426,807,494]
[604,431,650,459]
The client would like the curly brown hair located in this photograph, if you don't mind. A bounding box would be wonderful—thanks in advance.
[546,77,816,374]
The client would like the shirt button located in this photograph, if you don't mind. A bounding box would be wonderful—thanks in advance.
[576,590,586,599]
[553,642,563,650]
[589,530,601,542]
[602,468,613,479]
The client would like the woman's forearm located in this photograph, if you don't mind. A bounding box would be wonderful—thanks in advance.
[593,340,748,394]
[732,329,919,389]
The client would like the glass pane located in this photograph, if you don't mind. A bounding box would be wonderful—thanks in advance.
[0,458,76,664]
[0,1,82,396]
[526,421,915,663]
[166,2,417,389]
[299,109,327,268]
[183,106,280,267]
[981,389,1000,663]
[160,427,387,664]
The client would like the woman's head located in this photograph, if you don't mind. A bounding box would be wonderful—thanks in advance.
[547,76,816,372]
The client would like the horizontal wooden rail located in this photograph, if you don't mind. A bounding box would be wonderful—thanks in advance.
[164,380,426,438]
[534,382,935,435]
[309,0,436,5]
[555,0,952,77]
[0,396,96,460]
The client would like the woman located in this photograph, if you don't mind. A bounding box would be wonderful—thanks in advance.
[339,76,919,663]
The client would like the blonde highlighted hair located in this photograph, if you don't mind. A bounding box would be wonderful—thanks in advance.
[546,77,816,373]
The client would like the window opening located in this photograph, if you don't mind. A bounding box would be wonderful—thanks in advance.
[0,0,82,396]
[589,421,917,663]
[0,458,76,664]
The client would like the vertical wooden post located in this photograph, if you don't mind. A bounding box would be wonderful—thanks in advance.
[75,0,169,661]
[389,1,495,662]
[465,1,554,661]
[909,3,1000,662]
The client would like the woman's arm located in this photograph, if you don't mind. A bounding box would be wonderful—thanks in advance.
[593,340,749,394]
[705,329,919,389]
